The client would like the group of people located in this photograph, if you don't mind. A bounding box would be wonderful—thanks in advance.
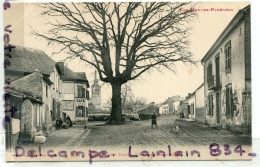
[56,115,73,129]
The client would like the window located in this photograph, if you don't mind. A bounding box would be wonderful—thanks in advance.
[225,41,231,73]
[207,62,213,82]
[76,106,85,117]
[207,93,214,116]
[226,85,234,119]
[77,86,85,98]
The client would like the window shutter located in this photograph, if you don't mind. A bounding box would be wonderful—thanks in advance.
[82,88,85,98]
[229,47,232,71]
[230,88,234,119]
[207,63,212,83]
[225,49,228,70]
[211,95,214,116]
[226,88,229,117]
[77,86,81,97]
[86,90,90,100]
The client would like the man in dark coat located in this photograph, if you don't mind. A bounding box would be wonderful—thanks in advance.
[56,118,63,130]
[151,112,157,129]
[66,115,73,127]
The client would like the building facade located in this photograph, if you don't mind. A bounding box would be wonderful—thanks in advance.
[161,104,169,114]
[4,45,63,147]
[186,93,196,119]
[195,84,205,124]
[57,62,89,123]
[201,5,251,133]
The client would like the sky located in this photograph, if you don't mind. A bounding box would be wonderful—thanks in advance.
[4,1,250,104]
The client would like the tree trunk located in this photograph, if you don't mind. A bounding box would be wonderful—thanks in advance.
[109,82,123,124]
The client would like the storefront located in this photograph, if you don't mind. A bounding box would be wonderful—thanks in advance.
[75,98,88,121]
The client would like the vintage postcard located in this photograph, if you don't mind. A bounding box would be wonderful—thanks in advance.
[3,1,252,162]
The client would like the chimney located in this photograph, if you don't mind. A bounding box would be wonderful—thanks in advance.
[57,62,65,75]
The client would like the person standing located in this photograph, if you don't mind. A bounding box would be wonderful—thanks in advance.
[151,112,157,129]
[66,115,72,127]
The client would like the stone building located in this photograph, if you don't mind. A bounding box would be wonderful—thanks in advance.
[4,45,63,146]
[201,5,251,133]
[9,70,54,138]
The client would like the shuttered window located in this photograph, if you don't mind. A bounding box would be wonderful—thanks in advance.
[225,41,231,74]
[207,93,214,116]
[207,62,212,81]
[226,85,234,119]
[77,86,85,98]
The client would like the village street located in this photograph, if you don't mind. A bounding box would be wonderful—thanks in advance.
[25,114,251,149]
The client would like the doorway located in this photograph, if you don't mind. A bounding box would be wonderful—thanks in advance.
[216,91,221,124]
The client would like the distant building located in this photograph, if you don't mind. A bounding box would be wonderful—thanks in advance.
[164,96,180,113]
[173,96,185,114]
[89,71,102,111]
[184,84,205,121]
[161,95,185,115]
[135,102,159,120]
[177,100,189,117]
[201,5,251,133]
[161,104,169,114]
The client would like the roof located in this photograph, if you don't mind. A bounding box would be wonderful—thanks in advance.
[5,88,43,104]
[135,104,159,113]
[201,5,250,63]
[10,70,44,99]
[75,72,87,79]
[5,45,56,75]
[56,62,89,85]
[187,83,204,100]
[186,92,195,100]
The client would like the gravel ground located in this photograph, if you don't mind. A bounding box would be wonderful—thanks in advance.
[82,114,251,147]
[18,114,251,149]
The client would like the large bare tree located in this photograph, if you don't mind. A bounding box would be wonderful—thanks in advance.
[34,2,196,124]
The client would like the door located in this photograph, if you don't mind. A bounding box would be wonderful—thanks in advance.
[20,100,34,139]
[62,112,66,122]
[216,92,221,124]
[188,105,190,115]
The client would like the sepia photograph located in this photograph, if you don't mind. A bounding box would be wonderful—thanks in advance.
[2,1,252,162]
